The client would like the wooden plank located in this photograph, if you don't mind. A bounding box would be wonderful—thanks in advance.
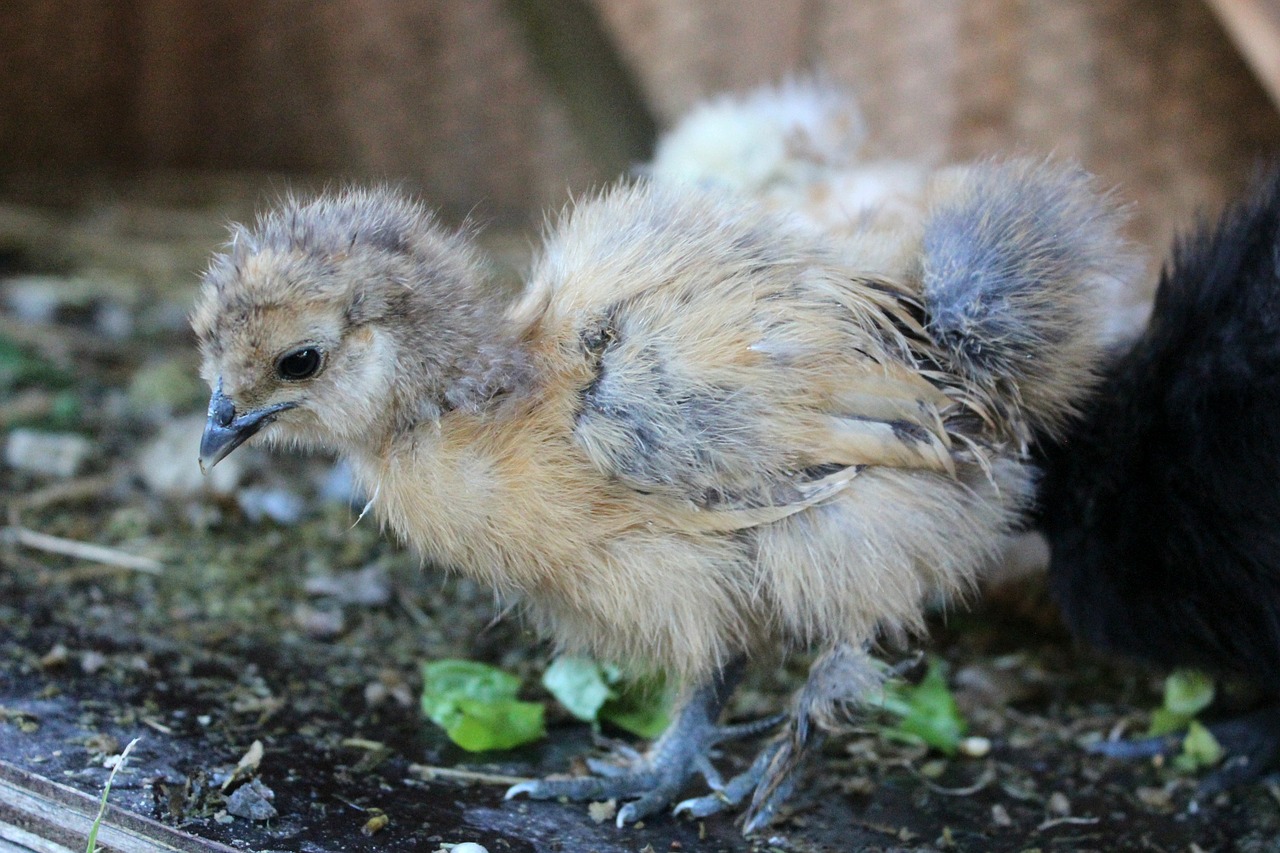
[0,761,239,853]
[1204,0,1280,108]
[0,821,74,853]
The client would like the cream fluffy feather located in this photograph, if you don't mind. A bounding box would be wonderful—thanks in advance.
[192,91,1133,829]
[194,169,1125,683]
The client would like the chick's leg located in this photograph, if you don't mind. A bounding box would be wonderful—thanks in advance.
[676,644,879,833]
[1090,703,1280,794]
[506,659,783,826]
[673,717,812,833]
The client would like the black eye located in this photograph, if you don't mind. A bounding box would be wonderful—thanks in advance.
[276,347,323,381]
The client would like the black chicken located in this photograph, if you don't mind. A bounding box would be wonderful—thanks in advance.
[1039,170,1280,792]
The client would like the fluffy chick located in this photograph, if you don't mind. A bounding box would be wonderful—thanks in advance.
[193,161,1128,831]
[648,79,929,241]
[1039,170,1280,792]
[651,79,1148,362]
[648,78,870,192]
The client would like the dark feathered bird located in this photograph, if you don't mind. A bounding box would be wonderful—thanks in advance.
[1039,169,1280,790]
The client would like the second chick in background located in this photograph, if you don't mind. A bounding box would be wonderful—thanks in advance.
[647,78,929,256]
[649,80,1148,347]
[1039,169,1280,793]
[191,83,1135,831]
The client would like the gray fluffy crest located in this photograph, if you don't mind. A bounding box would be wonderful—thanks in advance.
[921,159,1133,434]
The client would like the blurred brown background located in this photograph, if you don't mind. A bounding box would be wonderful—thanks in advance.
[3,0,1280,252]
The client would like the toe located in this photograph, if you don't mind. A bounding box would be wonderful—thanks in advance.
[673,791,731,819]
[586,757,634,778]
[506,774,651,802]
[1086,735,1176,759]
[693,754,725,790]
[504,781,537,800]
[743,780,795,836]
[742,741,802,834]
[616,782,688,826]
[710,713,789,745]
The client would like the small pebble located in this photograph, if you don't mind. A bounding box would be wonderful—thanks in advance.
[364,681,389,706]
[80,651,108,675]
[292,603,345,639]
[840,775,875,796]
[1047,791,1071,816]
[958,736,991,758]
[920,758,947,778]
[1136,785,1172,809]
[225,779,278,821]
[4,275,66,323]
[587,799,617,823]
[363,671,414,708]
[450,844,489,853]
[6,429,93,478]
[361,812,389,836]
[237,487,306,524]
[39,644,68,668]
[304,563,391,607]
[85,733,119,757]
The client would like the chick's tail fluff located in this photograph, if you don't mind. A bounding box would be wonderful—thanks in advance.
[919,159,1137,438]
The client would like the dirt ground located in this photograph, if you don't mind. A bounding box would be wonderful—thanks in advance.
[1,175,1278,853]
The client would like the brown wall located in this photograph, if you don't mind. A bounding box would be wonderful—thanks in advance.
[3,0,1280,245]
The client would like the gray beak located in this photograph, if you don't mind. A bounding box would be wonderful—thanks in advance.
[198,379,296,473]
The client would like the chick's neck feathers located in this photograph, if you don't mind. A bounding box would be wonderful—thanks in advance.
[381,284,532,429]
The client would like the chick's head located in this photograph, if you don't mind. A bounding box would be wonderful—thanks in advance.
[191,187,496,470]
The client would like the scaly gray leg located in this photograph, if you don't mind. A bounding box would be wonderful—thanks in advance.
[1089,703,1280,795]
[506,659,784,827]
[674,643,881,833]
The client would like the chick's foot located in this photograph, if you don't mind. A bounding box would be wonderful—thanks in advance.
[1090,704,1280,793]
[506,661,782,826]
[673,736,801,833]
[676,643,872,832]
[1198,705,1280,794]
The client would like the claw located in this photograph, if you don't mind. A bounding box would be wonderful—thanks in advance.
[1086,735,1176,759]
[742,804,779,835]
[615,803,637,827]
[505,775,642,802]
[743,765,798,835]
[504,781,537,800]
[675,739,782,822]
[673,790,731,819]
[617,783,685,825]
